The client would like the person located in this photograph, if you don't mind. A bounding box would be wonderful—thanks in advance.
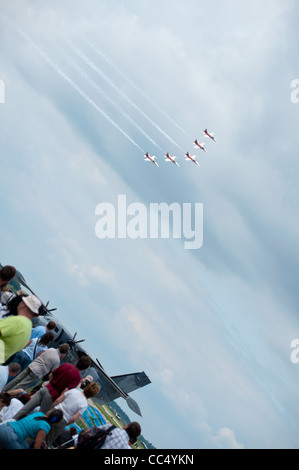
[45,381,101,446]
[0,392,12,412]
[6,332,54,372]
[13,355,92,420]
[30,321,56,340]
[0,266,16,295]
[0,392,31,422]
[54,426,79,449]
[0,294,42,365]
[3,343,70,393]
[0,408,63,449]
[0,285,16,318]
[77,421,141,449]
[0,362,21,391]
[79,375,93,387]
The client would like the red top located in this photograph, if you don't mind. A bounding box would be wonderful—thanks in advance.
[46,363,81,400]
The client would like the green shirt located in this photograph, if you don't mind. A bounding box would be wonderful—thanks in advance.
[0,315,32,363]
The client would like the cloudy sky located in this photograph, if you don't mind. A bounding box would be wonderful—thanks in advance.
[1,0,299,449]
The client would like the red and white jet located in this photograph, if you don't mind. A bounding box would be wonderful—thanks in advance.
[185,152,200,166]
[144,152,159,167]
[194,140,207,153]
[165,153,179,167]
[203,128,216,142]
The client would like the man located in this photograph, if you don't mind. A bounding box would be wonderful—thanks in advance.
[0,294,42,364]
[3,343,70,392]
[30,321,57,340]
[13,355,92,420]
[45,381,101,446]
[77,421,141,450]
[0,266,16,295]
[0,362,21,391]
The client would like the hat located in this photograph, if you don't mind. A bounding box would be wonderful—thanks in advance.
[22,295,42,314]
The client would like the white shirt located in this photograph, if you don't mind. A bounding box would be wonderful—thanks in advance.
[0,398,23,422]
[0,365,9,391]
[55,389,88,424]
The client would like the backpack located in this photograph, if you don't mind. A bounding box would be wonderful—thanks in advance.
[77,425,116,449]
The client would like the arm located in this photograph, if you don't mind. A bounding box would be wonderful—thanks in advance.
[34,429,47,449]
[68,411,82,424]
[51,391,66,408]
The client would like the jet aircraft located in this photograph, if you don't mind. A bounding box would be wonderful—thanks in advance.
[165,153,179,167]
[203,129,216,142]
[144,152,159,167]
[13,271,151,417]
[194,140,207,153]
[185,152,200,166]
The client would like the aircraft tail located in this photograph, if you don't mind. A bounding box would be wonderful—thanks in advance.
[112,371,151,395]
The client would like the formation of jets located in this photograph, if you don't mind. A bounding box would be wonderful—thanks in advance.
[144,129,216,168]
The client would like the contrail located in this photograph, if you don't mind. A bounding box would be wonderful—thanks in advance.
[79,33,191,139]
[65,40,185,152]
[1,15,145,154]
[66,55,165,153]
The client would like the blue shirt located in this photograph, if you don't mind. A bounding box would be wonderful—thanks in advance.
[30,325,46,340]
[10,412,50,441]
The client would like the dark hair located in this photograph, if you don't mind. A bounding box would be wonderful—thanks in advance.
[35,409,63,425]
[46,321,56,330]
[9,362,21,374]
[58,343,70,355]
[0,265,16,282]
[76,355,92,371]
[4,294,27,317]
[38,332,55,346]
[125,422,141,445]
[0,392,12,407]
[16,393,31,405]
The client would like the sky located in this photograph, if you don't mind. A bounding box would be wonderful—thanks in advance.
[1,0,299,449]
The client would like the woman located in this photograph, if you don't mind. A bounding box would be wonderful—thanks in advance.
[0,392,31,423]
[7,332,54,371]
[0,392,12,412]
[0,409,63,449]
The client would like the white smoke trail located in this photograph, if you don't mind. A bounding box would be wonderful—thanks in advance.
[79,34,191,139]
[66,55,165,153]
[1,15,145,154]
[66,41,185,152]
